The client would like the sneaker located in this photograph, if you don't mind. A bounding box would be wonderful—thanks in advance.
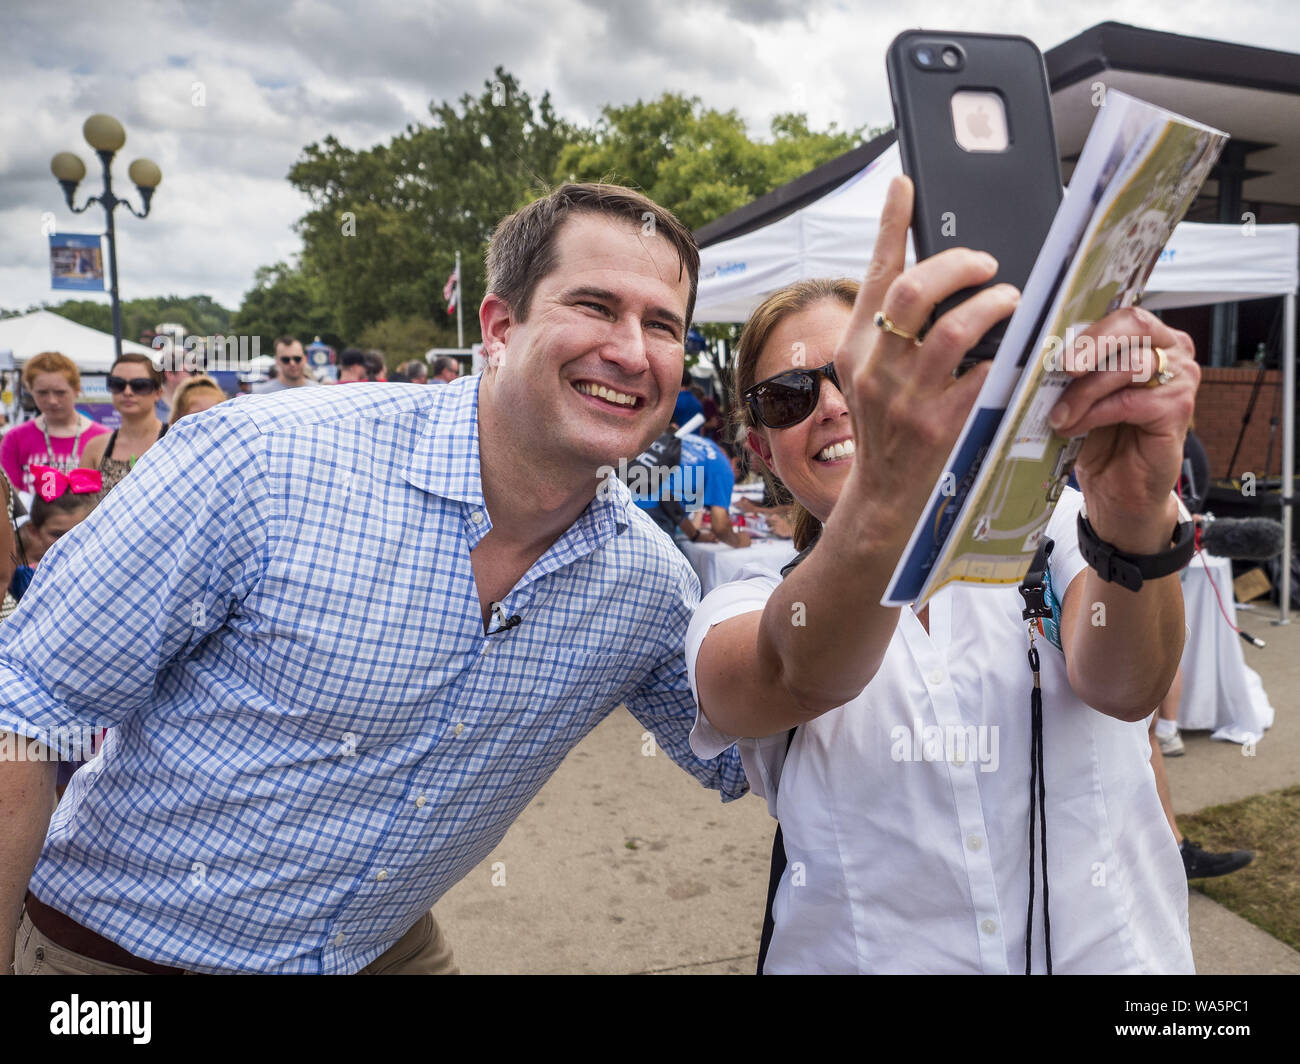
[1181,839,1254,879]
[1159,731,1185,757]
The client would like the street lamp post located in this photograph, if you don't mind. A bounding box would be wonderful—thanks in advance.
[50,114,162,360]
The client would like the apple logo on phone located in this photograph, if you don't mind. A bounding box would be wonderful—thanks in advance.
[952,91,1009,153]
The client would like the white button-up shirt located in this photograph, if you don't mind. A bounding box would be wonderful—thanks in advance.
[687,488,1193,974]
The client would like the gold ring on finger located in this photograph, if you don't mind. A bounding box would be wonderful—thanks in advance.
[1142,346,1176,388]
[873,311,923,347]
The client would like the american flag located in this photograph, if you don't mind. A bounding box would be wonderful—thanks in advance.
[443,267,459,315]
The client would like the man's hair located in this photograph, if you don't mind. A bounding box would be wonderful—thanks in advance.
[362,350,385,379]
[21,351,80,393]
[399,359,429,380]
[339,347,367,369]
[273,335,299,351]
[486,183,699,326]
[431,356,459,376]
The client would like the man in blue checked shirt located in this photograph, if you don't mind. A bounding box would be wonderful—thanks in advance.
[0,183,747,975]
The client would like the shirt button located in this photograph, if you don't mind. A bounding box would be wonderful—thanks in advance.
[966,835,983,852]
[952,754,966,767]
[453,723,465,736]
[927,667,946,685]
[981,919,997,935]
[376,870,389,882]
[334,933,345,947]
[470,510,485,526]
[415,795,427,808]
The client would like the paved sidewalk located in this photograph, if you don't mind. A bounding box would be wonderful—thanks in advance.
[438,605,1300,974]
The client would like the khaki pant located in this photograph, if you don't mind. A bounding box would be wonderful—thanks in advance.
[14,906,459,975]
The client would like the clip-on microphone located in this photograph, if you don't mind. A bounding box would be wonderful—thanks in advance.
[488,601,522,636]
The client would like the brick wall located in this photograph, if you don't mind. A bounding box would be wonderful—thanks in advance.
[1193,367,1286,480]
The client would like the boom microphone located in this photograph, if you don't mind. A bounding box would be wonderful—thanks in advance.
[1200,517,1285,561]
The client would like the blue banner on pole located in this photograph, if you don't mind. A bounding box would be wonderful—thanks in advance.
[50,233,105,291]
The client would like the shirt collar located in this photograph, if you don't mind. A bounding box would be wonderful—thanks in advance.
[401,374,633,538]
[401,375,485,506]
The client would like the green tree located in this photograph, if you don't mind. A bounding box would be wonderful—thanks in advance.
[555,95,872,231]
[8,296,234,347]
[287,68,578,343]
[41,300,113,333]
[356,315,448,368]
[229,261,340,352]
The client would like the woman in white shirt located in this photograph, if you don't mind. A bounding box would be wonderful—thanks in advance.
[688,177,1198,974]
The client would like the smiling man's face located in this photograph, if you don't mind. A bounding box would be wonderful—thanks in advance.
[483,211,690,477]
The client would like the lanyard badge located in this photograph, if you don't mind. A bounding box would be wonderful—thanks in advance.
[1018,536,1056,975]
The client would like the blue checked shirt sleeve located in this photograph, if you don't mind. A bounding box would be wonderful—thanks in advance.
[0,410,274,734]
[622,557,749,802]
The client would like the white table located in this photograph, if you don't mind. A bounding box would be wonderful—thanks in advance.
[1176,551,1275,744]
[680,537,798,597]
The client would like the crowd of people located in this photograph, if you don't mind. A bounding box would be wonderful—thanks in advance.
[251,338,457,391]
[0,177,1261,976]
[0,341,463,619]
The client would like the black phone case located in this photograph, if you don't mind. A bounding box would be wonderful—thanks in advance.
[886,30,1062,360]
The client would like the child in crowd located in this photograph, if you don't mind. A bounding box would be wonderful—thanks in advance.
[8,479,101,796]
[170,374,228,424]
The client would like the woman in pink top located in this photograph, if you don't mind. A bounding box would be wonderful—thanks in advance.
[1,351,110,496]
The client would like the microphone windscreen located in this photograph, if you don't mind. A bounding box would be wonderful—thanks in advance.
[1202,517,1285,561]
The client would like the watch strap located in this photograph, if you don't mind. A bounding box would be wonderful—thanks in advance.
[1076,513,1196,591]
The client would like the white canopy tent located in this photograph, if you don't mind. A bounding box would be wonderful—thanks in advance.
[696,142,1300,620]
[696,144,1298,321]
[0,310,155,374]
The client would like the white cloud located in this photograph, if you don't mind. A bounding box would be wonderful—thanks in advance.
[1,0,1296,318]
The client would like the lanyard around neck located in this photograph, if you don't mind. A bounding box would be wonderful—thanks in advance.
[39,415,88,460]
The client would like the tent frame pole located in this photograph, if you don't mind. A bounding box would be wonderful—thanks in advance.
[1276,289,1296,625]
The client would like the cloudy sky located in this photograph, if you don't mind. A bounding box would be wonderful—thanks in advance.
[1,0,1297,316]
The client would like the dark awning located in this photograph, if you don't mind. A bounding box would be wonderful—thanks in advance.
[696,21,1300,246]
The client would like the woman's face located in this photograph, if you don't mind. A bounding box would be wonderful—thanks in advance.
[30,372,76,422]
[110,361,158,417]
[747,300,855,523]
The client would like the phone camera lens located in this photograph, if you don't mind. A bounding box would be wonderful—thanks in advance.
[941,47,961,68]
[915,46,933,66]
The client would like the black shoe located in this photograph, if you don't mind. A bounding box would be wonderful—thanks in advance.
[1181,839,1254,879]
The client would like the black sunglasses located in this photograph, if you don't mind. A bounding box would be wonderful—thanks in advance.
[743,362,841,429]
[107,376,158,395]
[278,355,304,364]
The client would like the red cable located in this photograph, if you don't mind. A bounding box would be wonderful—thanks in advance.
[1193,544,1242,635]
[1175,470,1243,636]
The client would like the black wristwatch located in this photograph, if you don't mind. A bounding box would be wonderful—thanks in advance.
[1077,512,1195,592]
[690,528,700,542]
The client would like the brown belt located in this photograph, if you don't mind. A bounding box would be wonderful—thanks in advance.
[24,892,186,975]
